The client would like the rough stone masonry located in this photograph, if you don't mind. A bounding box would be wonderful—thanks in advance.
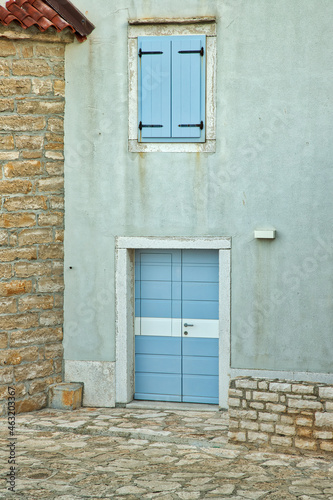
[0,23,74,415]
[228,377,333,455]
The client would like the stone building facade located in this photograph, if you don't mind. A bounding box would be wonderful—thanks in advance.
[0,23,73,415]
[0,0,333,457]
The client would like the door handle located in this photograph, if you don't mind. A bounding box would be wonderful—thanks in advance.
[184,323,193,327]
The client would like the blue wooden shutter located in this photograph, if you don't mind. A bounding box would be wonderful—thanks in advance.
[138,37,171,140]
[171,36,205,139]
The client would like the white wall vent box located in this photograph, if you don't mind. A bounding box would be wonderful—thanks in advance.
[254,229,276,239]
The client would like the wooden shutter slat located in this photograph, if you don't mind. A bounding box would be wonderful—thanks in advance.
[171,36,205,139]
[138,37,171,140]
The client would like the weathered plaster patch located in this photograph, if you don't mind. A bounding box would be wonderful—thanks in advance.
[64,360,115,407]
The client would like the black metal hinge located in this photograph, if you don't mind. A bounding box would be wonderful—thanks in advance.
[178,47,204,56]
[139,122,163,130]
[139,49,163,57]
[178,121,204,130]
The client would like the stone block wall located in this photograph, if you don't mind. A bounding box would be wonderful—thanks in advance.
[228,377,333,454]
[0,25,73,415]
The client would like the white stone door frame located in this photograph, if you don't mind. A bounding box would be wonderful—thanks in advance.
[115,236,231,408]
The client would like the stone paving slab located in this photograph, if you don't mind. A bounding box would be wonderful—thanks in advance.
[1,407,333,498]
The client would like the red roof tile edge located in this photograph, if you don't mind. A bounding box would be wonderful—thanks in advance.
[0,0,91,42]
[45,0,94,37]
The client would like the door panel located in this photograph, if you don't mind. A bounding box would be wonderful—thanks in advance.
[136,354,181,374]
[135,373,182,402]
[140,252,172,280]
[182,355,219,375]
[182,282,219,301]
[182,266,219,282]
[182,375,219,404]
[135,249,219,404]
[181,319,219,338]
[182,337,219,357]
[140,281,172,299]
[182,300,219,320]
[135,250,181,336]
[140,299,172,318]
[135,335,181,401]
[135,335,181,355]
[135,317,182,337]
[182,337,218,404]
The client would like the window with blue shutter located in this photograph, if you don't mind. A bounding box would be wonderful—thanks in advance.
[138,35,206,143]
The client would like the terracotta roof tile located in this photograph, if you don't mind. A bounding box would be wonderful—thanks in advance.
[0,0,93,41]
[0,6,16,25]
[33,0,76,32]
[32,0,60,21]
[19,2,48,22]
[49,13,70,31]
[13,0,27,6]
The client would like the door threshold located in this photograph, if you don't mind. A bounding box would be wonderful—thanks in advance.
[126,400,220,412]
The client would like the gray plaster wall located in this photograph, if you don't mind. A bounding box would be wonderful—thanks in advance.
[64,0,333,372]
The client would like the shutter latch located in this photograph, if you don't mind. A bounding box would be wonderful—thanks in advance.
[139,122,163,130]
[178,121,204,130]
[139,49,163,57]
[178,47,204,56]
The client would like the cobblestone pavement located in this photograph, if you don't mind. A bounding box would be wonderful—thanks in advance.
[1,406,333,499]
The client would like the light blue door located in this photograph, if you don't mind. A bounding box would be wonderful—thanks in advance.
[135,250,219,404]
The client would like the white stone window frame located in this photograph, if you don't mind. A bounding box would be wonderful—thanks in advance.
[115,236,231,408]
[128,18,217,153]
